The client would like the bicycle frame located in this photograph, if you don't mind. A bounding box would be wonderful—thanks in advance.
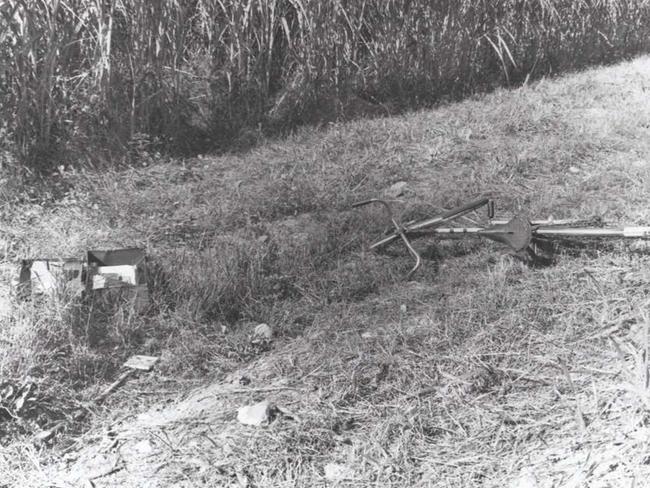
[354,197,650,278]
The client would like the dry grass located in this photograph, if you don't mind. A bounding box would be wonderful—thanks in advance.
[1,55,650,486]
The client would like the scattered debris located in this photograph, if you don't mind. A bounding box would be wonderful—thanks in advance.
[87,249,145,288]
[131,439,155,455]
[6,248,150,310]
[383,180,409,198]
[87,248,149,311]
[0,379,37,420]
[237,400,275,426]
[323,463,354,482]
[253,323,274,341]
[122,355,159,372]
[34,426,62,444]
[95,355,159,405]
[17,258,84,299]
[0,378,80,442]
[94,375,132,404]
[34,355,159,444]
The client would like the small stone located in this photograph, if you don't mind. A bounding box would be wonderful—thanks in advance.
[568,166,580,174]
[237,400,272,426]
[383,181,409,198]
[132,439,154,455]
[34,429,55,444]
[324,463,354,481]
[400,304,407,313]
[253,323,273,340]
[361,331,376,339]
[508,467,539,488]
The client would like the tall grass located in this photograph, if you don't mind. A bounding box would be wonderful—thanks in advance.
[1,0,650,171]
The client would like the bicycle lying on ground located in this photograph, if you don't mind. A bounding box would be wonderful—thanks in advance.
[354,196,650,279]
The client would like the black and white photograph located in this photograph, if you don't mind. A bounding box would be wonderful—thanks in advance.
[1,1,650,486]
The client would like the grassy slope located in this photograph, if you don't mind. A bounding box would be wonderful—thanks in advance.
[2,56,650,486]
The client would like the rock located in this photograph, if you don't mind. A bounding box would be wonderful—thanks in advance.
[324,463,354,481]
[237,400,272,426]
[253,323,273,341]
[568,166,580,174]
[383,181,409,198]
[361,331,376,339]
[132,439,154,455]
[508,467,539,488]
[34,429,56,444]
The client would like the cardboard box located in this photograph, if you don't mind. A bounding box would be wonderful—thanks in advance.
[18,258,84,298]
[86,248,149,311]
[10,249,150,312]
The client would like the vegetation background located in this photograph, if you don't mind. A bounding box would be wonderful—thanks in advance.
[1,0,650,173]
